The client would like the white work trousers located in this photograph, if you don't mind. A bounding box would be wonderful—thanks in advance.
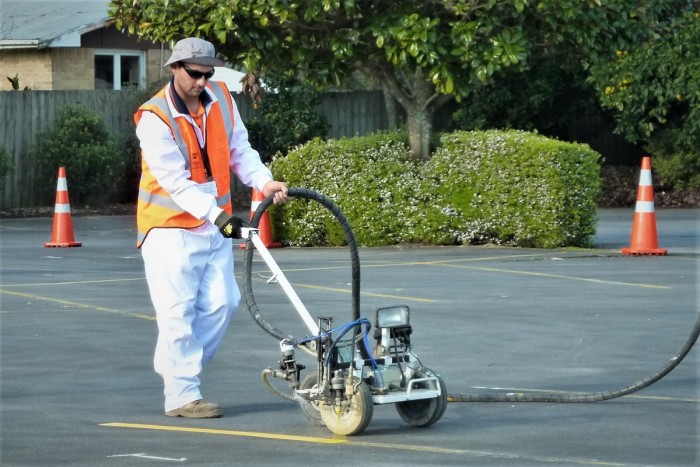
[141,224,239,412]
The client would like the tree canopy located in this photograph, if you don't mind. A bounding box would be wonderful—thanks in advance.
[110,0,692,160]
[588,9,700,187]
[589,10,700,146]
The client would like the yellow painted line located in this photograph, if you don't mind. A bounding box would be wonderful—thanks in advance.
[362,252,556,266]
[272,253,554,274]
[0,289,116,311]
[625,394,700,403]
[292,282,434,303]
[0,225,41,231]
[1,267,58,272]
[100,422,624,465]
[247,270,433,303]
[0,289,155,321]
[247,253,568,303]
[125,313,156,321]
[0,277,145,287]
[101,423,346,444]
[435,264,670,289]
[253,251,671,290]
[285,261,669,293]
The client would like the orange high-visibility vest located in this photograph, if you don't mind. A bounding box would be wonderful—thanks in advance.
[134,81,235,247]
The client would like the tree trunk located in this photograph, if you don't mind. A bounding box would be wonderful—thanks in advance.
[363,65,452,161]
[406,105,433,161]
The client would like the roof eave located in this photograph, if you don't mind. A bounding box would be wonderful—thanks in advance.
[0,40,42,49]
[0,19,113,50]
[46,19,112,48]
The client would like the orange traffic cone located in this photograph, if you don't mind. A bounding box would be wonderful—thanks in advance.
[240,188,282,249]
[621,156,666,256]
[45,166,82,248]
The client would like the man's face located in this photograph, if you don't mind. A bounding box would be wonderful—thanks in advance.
[172,62,215,99]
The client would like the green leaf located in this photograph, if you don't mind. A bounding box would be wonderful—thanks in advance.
[445,77,454,94]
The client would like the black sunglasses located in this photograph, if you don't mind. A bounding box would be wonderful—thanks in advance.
[181,63,215,80]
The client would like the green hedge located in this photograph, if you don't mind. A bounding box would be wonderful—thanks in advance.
[271,129,601,248]
[421,130,601,247]
[270,131,421,246]
[31,105,124,206]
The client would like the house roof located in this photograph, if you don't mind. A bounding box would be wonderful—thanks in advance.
[0,0,246,90]
[0,0,111,49]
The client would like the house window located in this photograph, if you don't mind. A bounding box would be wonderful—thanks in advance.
[94,50,145,89]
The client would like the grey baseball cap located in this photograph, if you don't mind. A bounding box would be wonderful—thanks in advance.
[163,37,225,67]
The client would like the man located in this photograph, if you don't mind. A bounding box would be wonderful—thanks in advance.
[135,37,290,418]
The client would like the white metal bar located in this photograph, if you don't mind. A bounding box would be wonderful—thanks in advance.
[406,377,441,398]
[371,388,439,404]
[246,230,320,335]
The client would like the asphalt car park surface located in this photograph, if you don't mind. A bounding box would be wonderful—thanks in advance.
[0,208,698,466]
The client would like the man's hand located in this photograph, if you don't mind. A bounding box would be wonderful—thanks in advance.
[262,180,291,205]
[214,212,249,238]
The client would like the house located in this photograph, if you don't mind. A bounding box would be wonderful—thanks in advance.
[0,0,245,91]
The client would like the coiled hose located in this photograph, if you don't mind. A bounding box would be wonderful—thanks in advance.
[242,187,360,343]
[242,187,699,404]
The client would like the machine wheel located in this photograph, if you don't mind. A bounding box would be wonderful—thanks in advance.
[297,370,324,426]
[319,379,374,436]
[396,368,447,427]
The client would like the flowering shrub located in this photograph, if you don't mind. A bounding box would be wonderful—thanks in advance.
[271,129,600,248]
[270,131,422,246]
[422,130,600,247]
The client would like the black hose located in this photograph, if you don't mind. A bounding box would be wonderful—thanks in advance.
[241,188,699,404]
[448,310,700,403]
[242,187,361,343]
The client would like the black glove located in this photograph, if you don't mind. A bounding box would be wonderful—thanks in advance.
[214,212,249,239]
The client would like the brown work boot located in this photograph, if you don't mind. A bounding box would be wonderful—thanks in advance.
[165,399,223,418]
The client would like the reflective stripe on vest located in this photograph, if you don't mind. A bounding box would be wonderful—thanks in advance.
[145,95,190,170]
[137,187,231,211]
[209,81,235,144]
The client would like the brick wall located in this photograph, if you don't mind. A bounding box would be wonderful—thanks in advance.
[1,46,166,91]
[0,50,53,90]
[51,48,95,90]
[146,48,170,85]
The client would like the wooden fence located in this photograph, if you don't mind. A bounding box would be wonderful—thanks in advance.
[0,88,637,209]
[1,91,133,208]
[0,89,392,209]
